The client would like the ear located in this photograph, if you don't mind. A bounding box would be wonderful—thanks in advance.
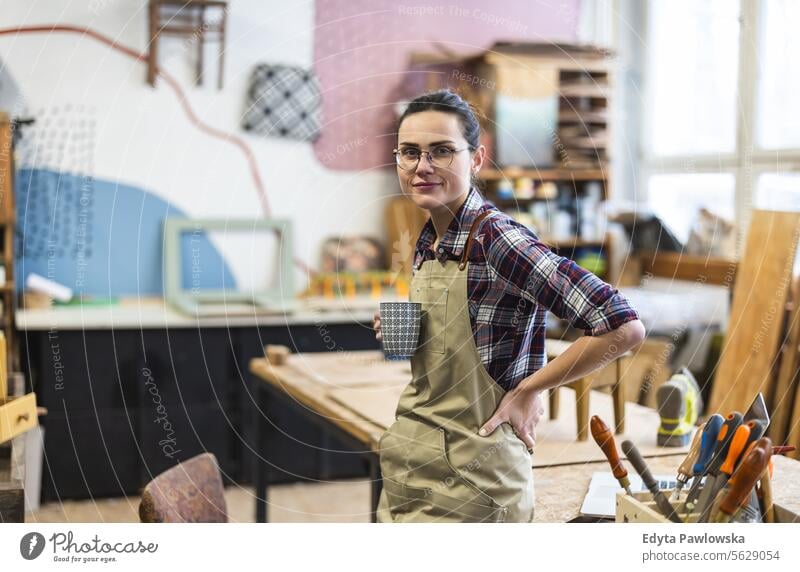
[471,144,487,174]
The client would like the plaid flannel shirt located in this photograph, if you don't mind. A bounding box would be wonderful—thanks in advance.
[412,186,640,391]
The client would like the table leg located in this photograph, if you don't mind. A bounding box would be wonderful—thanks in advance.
[575,379,590,441]
[368,454,382,523]
[254,385,268,523]
[613,359,625,434]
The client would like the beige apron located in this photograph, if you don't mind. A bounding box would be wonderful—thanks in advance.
[377,211,535,523]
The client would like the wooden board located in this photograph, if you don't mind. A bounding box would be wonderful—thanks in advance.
[278,351,411,388]
[709,210,800,414]
[328,385,689,468]
[787,377,800,459]
[769,276,800,443]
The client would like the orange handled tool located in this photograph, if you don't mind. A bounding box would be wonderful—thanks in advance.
[671,425,704,500]
[591,415,632,496]
[713,438,772,523]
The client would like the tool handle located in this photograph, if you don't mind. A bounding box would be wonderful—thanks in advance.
[693,414,724,475]
[677,426,704,479]
[760,471,775,523]
[773,445,796,455]
[590,416,627,480]
[622,440,655,489]
[719,438,772,519]
[720,424,751,476]
[622,440,682,523]
[708,412,743,476]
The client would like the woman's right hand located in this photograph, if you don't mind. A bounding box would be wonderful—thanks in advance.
[373,310,382,341]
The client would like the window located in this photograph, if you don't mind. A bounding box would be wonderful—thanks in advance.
[756,0,800,149]
[640,0,800,255]
[646,0,740,156]
[648,173,735,242]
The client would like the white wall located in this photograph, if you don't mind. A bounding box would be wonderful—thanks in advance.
[0,0,395,290]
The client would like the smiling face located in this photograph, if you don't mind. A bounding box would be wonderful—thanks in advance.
[396,110,485,213]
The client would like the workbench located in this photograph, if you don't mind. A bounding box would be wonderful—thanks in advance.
[249,350,710,523]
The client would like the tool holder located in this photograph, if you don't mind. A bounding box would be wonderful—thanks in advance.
[615,490,799,523]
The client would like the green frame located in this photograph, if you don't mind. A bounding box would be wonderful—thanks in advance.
[163,217,295,315]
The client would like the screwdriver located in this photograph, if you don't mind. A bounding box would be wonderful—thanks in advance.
[680,413,724,511]
[697,423,751,522]
[590,415,632,496]
[622,440,682,523]
[670,424,704,501]
[712,437,772,523]
[684,411,743,514]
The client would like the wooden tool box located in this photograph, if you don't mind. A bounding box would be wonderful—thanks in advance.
[0,332,37,445]
[615,490,800,524]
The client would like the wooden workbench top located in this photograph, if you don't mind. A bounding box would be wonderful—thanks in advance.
[250,350,800,522]
[249,349,689,466]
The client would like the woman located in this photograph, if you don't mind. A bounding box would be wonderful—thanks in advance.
[373,90,645,523]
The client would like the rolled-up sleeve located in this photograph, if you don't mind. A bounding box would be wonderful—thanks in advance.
[484,219,640,337]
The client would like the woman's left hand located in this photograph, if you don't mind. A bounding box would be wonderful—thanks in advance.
[478,386,544,452]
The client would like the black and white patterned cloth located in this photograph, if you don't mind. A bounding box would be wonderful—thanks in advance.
[241,64,322,141]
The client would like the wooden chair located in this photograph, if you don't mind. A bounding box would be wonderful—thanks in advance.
[139,453,227,522]
[147,1,228,88]
[546,339,626,441]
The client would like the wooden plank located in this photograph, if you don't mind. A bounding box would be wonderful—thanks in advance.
[769,276,800,443]
[787,375,800,458]
[709,210,800,414]
[249,357,386,452]
[640,251,737,286]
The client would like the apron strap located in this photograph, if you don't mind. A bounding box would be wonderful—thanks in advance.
[458,210,493,271]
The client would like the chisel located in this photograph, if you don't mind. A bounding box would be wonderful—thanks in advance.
[684,411,742,514]
[680,413,724,512]
[711,438,772,523]
[670,424,704,501]
[697,423,750,521]
[622,440,682,523]
[590,415,632,496]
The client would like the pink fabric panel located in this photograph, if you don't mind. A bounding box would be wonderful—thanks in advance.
[312,0,580,171]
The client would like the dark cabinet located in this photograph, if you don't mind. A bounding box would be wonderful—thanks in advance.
[24,320,379,502]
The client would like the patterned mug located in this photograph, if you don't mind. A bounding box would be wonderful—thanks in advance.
[379,302,422,360]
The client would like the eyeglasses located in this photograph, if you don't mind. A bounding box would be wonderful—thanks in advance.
[392,145,469,171]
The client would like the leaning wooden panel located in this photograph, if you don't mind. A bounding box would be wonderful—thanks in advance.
[768,276,800,443]
[709,210,800,414]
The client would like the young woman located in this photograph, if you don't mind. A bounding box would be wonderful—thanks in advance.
[373,90,645,523]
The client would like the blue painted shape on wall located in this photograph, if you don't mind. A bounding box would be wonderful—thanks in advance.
[15,168,236,297]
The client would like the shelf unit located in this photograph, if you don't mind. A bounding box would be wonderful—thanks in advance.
[0,113,18,372]
[406,42,615,281]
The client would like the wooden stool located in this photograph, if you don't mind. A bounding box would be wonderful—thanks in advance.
[147,0,228,89]
[548,358,625,441]
[139,453,227,522]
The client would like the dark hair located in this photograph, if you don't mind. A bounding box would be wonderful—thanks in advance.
[397,89,481,152]
[397,89,483,188]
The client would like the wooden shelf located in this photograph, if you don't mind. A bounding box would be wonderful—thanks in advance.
[542,238,606,249]
[478,168,608,182]
[558,110,608,123]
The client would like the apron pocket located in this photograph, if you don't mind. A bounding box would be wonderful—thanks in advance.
[382,476,506,523]
[417,286,448,354]
[437,428,500,508]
